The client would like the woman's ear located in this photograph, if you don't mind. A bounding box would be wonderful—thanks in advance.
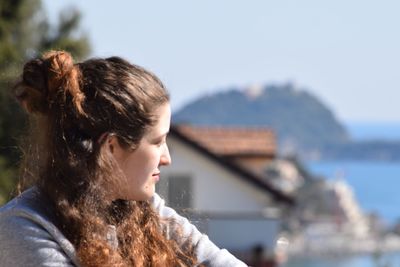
[107,135,124,160]
[107,134,115,154]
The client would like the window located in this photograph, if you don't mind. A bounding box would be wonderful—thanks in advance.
[168,175,193,209]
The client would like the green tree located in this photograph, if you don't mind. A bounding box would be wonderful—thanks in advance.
[0,0,90,203]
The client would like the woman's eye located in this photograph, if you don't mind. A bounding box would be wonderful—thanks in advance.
[153,135,168,146]
[155,140,165,146]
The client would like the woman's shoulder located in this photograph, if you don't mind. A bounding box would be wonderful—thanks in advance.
[0,187,56,229]
[0,187,79,266]
[1,187,42,213]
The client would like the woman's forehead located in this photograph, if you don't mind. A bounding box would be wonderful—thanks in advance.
[147,104,171,137]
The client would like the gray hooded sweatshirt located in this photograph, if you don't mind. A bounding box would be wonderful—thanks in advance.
[0,188,247,266]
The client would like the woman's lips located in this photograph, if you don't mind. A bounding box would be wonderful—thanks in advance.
[152,172,160,181]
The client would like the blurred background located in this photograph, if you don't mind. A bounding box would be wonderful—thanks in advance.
[1,1,400,266]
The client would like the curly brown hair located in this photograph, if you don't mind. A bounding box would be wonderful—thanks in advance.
[14,51,198,266]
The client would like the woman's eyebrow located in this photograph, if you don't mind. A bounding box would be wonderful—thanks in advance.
[153,131,169,140]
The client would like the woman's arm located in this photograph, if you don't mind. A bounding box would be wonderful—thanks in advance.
[151,193,247,267]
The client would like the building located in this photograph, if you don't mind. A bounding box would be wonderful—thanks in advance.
[156,124,294,253]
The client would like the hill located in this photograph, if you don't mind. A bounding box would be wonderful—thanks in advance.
[173,83,349,156]
[173,84,400,161]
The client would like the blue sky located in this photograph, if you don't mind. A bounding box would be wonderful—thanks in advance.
[43,0,400,123]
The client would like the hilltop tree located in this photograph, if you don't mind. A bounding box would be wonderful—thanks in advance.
[0,0,90,203]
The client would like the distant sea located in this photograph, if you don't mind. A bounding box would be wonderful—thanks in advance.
[282,122,398,266]
[307,160,400,226]
[334,121,400,225]
[281,159,400,267]
[282,121,400,267]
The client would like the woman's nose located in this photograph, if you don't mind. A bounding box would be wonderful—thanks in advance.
[160,144,171,166]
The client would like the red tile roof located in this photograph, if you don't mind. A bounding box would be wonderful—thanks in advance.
[170,125,294,205]
[174,125,276,156]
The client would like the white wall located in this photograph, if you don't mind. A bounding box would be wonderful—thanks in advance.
[207,218,280,251]
[159,136,275,213]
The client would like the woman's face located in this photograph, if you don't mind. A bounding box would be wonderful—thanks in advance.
[110,103,171,201]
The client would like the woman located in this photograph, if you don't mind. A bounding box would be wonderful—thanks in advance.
[0,51,246,266]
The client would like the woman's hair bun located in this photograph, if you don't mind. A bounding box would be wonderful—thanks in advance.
[14,50,85,115]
